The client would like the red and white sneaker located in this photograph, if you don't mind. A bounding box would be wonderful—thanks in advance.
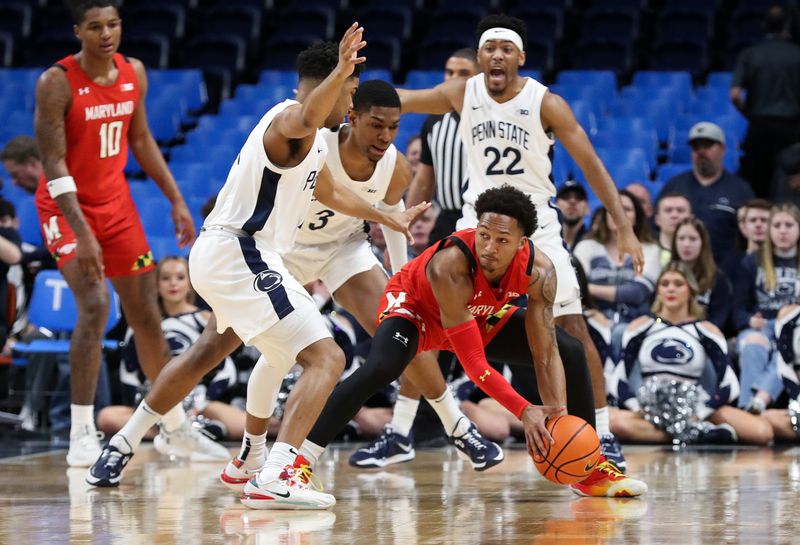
[570,457,648,498]
[241,455,336,510]
[221,457,261,492]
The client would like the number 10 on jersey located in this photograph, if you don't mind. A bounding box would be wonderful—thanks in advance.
[99,121,123,159]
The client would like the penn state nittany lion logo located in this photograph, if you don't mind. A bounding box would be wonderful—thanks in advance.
[253,270,283,293]
[651,339,694,365]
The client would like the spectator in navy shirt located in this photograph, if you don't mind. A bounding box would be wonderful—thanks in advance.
[555,181,590,252]
[660,122,755,279]
[734,203,800,414]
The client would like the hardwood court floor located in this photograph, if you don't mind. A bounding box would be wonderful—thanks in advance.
[1,444,799,545]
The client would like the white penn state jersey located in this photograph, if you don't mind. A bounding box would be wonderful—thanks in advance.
[775,306,800,400]
[295,125,397,245]
[204,99,327,253]
[459,75,556,209]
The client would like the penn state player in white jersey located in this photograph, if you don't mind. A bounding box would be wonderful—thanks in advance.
[396,14,643,479]
[609,263,773,446]
[765,304,800,441]
[88,28,429,508]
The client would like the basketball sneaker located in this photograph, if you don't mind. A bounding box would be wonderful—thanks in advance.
[221,456,263,492]
[688,422,738,444]
[449,418,504,471]
[570,457,648,497]
[86,444,134,487]
[66,424,104,467]
[241,455,336,510]
[599,433,627,472]
[153,419,230,461]
[348,425,415,468]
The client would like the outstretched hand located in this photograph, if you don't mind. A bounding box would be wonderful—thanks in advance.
[337,22,366,77]
[522,404,567,460]
[383,201,431,244]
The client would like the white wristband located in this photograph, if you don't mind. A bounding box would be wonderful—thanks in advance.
[47,176,77,199]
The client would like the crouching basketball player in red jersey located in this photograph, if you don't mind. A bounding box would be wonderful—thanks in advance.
[298,185,648,497]
[33,0,226,467]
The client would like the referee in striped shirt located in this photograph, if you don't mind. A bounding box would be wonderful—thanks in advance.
[406,48,480,245]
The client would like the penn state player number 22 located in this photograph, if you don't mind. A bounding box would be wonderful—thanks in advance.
[484,146,524,176]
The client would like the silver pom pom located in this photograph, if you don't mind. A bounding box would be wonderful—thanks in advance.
[638,377,700,445]
[273,368,303,419]
[788,397,800,439]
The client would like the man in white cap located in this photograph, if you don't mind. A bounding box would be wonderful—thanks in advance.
[660,121,754,277]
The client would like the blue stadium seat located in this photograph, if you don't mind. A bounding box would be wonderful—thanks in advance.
[360,6,413,41]
[360,70,393,83]
[184,35,246,74]
[656,8,715,45]
[593,0,647,8]
[651,40,709,77]
[550,85,607,117]
[125,153,143,177]
[14,197,41,246]
[23,35,74,67]
[273,6,335,41]
[148,236,189,262]
[707,72,733,88]
[631,71,694,104]
[124,35,170,69]
[524,38,555,75]
[580,8,640,42]
[573,39,633,76]
[0,4,31,38]
[258,70,296,87]
[657,162,691,184]
[364,37,401,73]
[128,181,163,206]
[235,83,293,104]
[149,70,207,111]
[404,70,442,89]
[570,101,598,137]
[429,6,487,42]
[138,198,175,238]
[196,115,257,133]
[593,147,650,180]
[417,37,473,70]
[123,5,186,40]
[437,0,500,10]
[520,70,543,81]
[146,103,181,143]
[593,128,658,170]
[203,6,262,42]
[261,35,319,70]
[13,271,120,359]
[511,6,565,41]
[0,32,12,67]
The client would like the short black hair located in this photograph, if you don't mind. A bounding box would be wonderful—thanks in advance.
[296,41,363,81]
[451,47,477,65]
[352,80,400,113]
[475,14,528,51]
[475,185,537,237]
[68,0,119,24]
[765,5,789,34]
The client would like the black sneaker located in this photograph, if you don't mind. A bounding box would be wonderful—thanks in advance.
[449,418,504,471]
[348,426,415,468]
[86,444,133,487]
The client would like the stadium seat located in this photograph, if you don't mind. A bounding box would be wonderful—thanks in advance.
[273,6,335,41]
[363,37,401,73]
[124,34,170,70]
[203,6,262,42]
[511,6,565,41]
[656,8,715,45]
[360,70,393,83]
[417,37,473,70]
[148,235,189,261]
[14,197,41,246]
[580,8,640,43]
[23,35,74,67]
[657,162,691,184]
[184,35,246,74]
[360,6,413,41]
[0,4,31,39]
[123,5,186,41]
[428,7,488,42]
[573,39,633,76]
[13,271,121,359]
[651,40,709,77]
[404,70,442,89]
[260,35,319,70]
[707,71,733,89]
[524,39,555,75]
[258,70,296,87]
[0,32,12,67]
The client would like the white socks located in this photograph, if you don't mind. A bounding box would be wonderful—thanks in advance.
[260,442,298,482]
[595,406,610,437]
[70,404,94,433]
[111,401,162,454]
[237,431,267,471]
[391,395,420,437]
[299,439,325,467]
[427,389,466,436]
[160,404,186,433]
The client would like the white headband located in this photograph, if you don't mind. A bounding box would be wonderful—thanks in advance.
[478,27,524,52]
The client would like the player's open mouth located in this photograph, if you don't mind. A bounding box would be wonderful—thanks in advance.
[101,43,115,52]
[371,146,387,156]
[489,68,505,83]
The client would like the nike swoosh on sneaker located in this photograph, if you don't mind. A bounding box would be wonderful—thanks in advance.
[397,443,413,453]
[272,490,291,498]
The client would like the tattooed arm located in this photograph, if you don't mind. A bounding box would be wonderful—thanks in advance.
[525,251,568,407]
[35,67,104,283]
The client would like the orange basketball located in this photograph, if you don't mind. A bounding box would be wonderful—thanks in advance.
[532,415,601,485]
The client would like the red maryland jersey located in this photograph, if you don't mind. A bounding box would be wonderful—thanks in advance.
[381,228,535,353]
[36,53,140,210]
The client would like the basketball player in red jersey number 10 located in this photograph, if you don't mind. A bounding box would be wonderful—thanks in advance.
[33,0,221,468]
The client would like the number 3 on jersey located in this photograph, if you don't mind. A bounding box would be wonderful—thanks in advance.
[484,146,524,176]
[99,121,123,159]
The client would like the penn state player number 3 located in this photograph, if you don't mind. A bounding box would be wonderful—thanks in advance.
[484,146,524,176]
